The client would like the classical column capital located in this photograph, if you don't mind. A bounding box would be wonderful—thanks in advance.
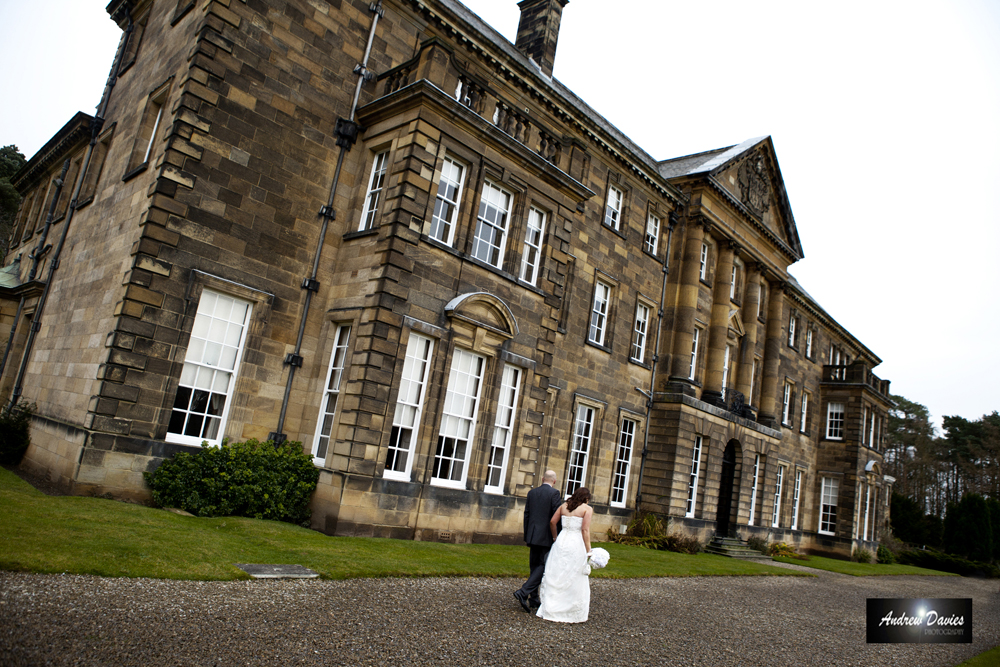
[727,239,742,254]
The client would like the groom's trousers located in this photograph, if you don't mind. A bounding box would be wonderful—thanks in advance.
[521,544,551,603]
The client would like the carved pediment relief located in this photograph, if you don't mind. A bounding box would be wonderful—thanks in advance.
[445,292,518,354]
[737,151,772,218]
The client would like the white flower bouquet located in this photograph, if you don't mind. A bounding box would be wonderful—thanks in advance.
[588,547,610,569]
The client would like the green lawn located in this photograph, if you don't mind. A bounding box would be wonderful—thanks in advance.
[774,554,957,577]
[0,467,802,580]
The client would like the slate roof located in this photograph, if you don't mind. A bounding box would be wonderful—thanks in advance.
[656,137,770,180]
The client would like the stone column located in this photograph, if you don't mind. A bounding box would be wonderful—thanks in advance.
[734,262,762,411]
[758,278,786,428]
[669,217,706,392]
[701,239,737,407]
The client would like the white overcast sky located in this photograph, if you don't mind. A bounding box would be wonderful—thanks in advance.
[2,0,998,433]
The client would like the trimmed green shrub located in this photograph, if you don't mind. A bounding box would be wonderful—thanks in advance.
[897,548,999,578]
[745,535,769,554]
[852,547,873,564]
[144,439,319,525]
[877,544,896,564]
[0,402,35,465]
[769,542,807,559]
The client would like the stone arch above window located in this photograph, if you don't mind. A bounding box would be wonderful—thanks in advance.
[444,292,518,354]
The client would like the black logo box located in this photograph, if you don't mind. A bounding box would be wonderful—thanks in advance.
[867,598,972,644]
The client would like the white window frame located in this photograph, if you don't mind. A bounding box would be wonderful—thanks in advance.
[868,407,877,447]
[359,150,389,231]
[699,242,708,280]
[589,279,612,346]
[730,265,737,300]
[826,402,845,440]
[805,328,814,358]
[431,348,486,488]
[685,435,703,518]
[519,207,546,286]
[799,391,809,433]
[644,213,660,254]
[791,469,802,530]
[604,185,623,230]
[721,345,732,392]
[566,404,594,496]
[428,155,465,245]
[384,334,434,481]
[862,483,872,540]
[311,324,352,465]
[472,180,512,268]
[610,418,636,507]
[630,302,650,363]
[167,290,252,447]
[747,453,761,526]
[787,314,797,347]
[688,328,700,381]
[484,365,522,494]
[819,476,839,535]
[782,381,792,426]
[142,101,164,164]
[772,465,785,528]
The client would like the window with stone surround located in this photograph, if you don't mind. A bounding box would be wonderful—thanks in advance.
[685,435,704,518]
[167,290,252,447]
[782,380,793,426]
[722,345,733,392]
[472,180,513,268]
[819,476,839,535]
[772,465,785,527]
[384,333,434,481]
[699,242,709,281]
[604,185,623,231]
[630,301,650,363]
[644,212,660,254]
[826,402,845,440]
[519,207,547,286]
[805,326,814,359]
[125,82,170,179]
[747,453,761,526]
[787,312,798,348]
[588,279,612,347]
[428,154,465,245]
[566,402,597,496]
[484,365,522,493]
[610,417,637,507]
[791,468,803,530]
[78,126,114,207]
[431,348,486,488]
[800,391,810,433]
[311,324,352,466]
[688,327,701,381]
[359,150,389,231]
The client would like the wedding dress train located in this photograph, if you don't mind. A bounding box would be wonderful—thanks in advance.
[536,514,589,623]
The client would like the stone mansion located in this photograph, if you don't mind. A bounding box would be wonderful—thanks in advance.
[2,0,894,556]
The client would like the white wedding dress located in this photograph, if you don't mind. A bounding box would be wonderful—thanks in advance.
[536,515,590,623]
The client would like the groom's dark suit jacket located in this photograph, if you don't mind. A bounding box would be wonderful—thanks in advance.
[523,482,562,547]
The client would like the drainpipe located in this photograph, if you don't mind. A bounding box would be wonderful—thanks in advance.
[0,160,70,384]
[270,2,383,442]
[634,212,678,508]
[7,10,133,411]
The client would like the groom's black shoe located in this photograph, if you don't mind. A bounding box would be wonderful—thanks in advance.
[513,590,531,613]
[528,597,540,609]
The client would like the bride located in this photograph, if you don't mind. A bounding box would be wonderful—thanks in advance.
[536,487,593,623]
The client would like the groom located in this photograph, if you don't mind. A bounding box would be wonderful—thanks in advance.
[513,469,562,612]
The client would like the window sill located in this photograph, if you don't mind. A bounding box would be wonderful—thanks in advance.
[382,470,410,482]
[586,339,612,354]
[628,357,652,370]
[343,227,379,241]
[430,478,466,490]
[122,162,149,183]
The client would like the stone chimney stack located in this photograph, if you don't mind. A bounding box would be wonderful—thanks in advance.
[515,0,569,77]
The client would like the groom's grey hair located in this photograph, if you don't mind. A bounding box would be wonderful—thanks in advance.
[542,470,557,484]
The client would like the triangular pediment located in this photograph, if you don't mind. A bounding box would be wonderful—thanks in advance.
[660,137,804,260]
[728,308,745,337]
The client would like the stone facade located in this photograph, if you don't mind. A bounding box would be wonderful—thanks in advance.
[2,0,893,556]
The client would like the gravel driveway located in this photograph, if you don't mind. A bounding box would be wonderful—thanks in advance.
[1,567,996,666]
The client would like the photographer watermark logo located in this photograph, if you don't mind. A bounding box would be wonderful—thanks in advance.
[866,598,972,643]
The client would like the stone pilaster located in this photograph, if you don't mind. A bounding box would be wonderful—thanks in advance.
[701,239,736,407]
[734,262,762,409]
[757,279,786,428]
[668,217,706,393]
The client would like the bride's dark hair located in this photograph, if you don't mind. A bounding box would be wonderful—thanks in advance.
[566,487,591,512]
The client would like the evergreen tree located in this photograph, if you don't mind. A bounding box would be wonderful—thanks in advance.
[0,145,27,262]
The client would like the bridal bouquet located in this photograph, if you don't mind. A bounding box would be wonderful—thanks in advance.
[588,547,610,569]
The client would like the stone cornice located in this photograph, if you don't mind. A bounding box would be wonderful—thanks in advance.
[11,113,93,192]
[357,79,596,203]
